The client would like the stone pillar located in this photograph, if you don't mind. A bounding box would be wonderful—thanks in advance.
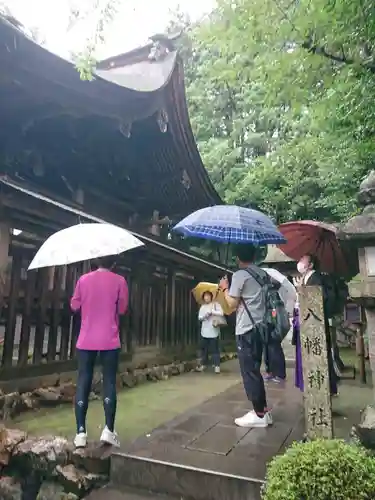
[299,285,333,439]
[365,308,375,397]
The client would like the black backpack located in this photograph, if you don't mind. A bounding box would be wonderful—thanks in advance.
[321,273,348,318]
[243,266,290,342]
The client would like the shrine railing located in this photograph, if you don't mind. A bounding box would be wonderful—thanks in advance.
[0,237,227,383]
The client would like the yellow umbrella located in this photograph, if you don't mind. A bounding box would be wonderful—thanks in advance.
[192,282,236,316]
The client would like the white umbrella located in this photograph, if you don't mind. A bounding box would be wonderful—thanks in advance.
[28,223,144,270]
[262,267,297,316]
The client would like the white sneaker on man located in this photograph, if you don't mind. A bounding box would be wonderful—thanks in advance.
[234,410,269,428]
[74,432,88,448]
[100,426,120,447]
[266,411,273,426]
[214,366,221,374]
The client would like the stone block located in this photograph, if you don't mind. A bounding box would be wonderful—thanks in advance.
[147,366,164,381]
[21,392,39,410]
[169,364,180,376]
[72,444,111,476]
[33,387,62,406]
[38,481,79,500]
[40,373,61,388]
[12,435,72,473]
[0,476,21,500]
[1,393,24,420]
[184,360,197,372]
[121,372,136,388]
[60,383,77,403]
[56,464,106,497]
[133,369,147,384]
[353,405,375,449]
[0,427,27,467]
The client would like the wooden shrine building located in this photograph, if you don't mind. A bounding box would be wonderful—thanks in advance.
[0,16,226,387]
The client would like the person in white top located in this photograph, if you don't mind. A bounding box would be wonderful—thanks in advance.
[197,291,224,374]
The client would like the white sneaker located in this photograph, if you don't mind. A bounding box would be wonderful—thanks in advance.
[214,366,221,374]
[234,410,269,428]
[196,365,205,372]
[100,426,120,447]
[74,432,87,448]
[266,411,273,426]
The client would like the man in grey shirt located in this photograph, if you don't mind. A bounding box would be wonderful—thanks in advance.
[219,244,271,428]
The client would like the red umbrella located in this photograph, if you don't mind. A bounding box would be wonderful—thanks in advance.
[277,220,356,277]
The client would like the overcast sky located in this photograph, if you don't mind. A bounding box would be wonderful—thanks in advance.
[6,0,216,59]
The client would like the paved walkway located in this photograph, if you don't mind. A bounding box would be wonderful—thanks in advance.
[119,369,303,479]
[88,357,303,499]
[100,362,303,499]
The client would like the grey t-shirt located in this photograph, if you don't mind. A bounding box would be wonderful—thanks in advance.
[229,267,265,336]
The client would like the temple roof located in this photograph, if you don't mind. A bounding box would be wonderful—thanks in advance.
[264,245,294,264]
[0,17,221,220]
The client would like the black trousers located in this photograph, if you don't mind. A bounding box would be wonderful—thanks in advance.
[264,340,286,379]
[200,337,220,367]
[75,348,119,433]
[237,327,267,415]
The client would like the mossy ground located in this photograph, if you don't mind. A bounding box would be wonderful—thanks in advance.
[10,348,374,442]
[12,361,241,441]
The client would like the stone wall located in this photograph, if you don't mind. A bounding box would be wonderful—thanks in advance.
[0,426,110,499]
[0,353,238,421]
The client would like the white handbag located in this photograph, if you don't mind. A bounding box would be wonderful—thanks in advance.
[212,303,227,328]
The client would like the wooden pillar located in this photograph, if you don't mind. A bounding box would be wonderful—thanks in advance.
[0,222,12,367]
[299,285,333,439]
[165,271,176,347]
[171,272,176,346]
[0,222,10,312]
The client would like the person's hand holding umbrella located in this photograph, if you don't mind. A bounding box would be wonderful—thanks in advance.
[219,275,240,312]
[219,276,229,292]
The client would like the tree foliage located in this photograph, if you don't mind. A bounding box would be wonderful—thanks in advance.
[68,0,121,80]
[4,0,374,224]
[177,0,375,223]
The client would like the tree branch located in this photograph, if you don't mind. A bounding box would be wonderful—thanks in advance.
[271,0,375,74]
[301,38,375,74]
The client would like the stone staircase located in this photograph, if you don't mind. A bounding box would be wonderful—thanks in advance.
[86,485,174,499]
[107,453,262,500]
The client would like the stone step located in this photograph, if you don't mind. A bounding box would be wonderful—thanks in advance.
[109,453,262,500]
[85,485,174,499]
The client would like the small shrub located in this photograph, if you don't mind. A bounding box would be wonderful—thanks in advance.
[263,439,375,500]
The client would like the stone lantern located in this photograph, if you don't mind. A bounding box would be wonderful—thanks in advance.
[339,171,375,445]
[338,170,375,449]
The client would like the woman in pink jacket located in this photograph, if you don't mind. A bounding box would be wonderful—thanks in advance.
[70,256,128,448]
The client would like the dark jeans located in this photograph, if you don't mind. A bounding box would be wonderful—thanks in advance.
[201,337,220,367]
[264,340,286,379]
[237,327,267,415]
[75,348,119,433]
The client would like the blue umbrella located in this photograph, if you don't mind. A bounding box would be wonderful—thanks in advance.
[172,205,286,245]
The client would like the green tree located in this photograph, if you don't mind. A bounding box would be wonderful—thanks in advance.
[178,0,375,223]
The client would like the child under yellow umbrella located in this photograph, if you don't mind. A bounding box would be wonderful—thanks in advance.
[192,282,236,316]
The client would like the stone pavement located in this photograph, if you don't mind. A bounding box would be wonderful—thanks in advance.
[103,367,304,500]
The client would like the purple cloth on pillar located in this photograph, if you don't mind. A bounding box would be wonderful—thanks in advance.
[293,308,304,391]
